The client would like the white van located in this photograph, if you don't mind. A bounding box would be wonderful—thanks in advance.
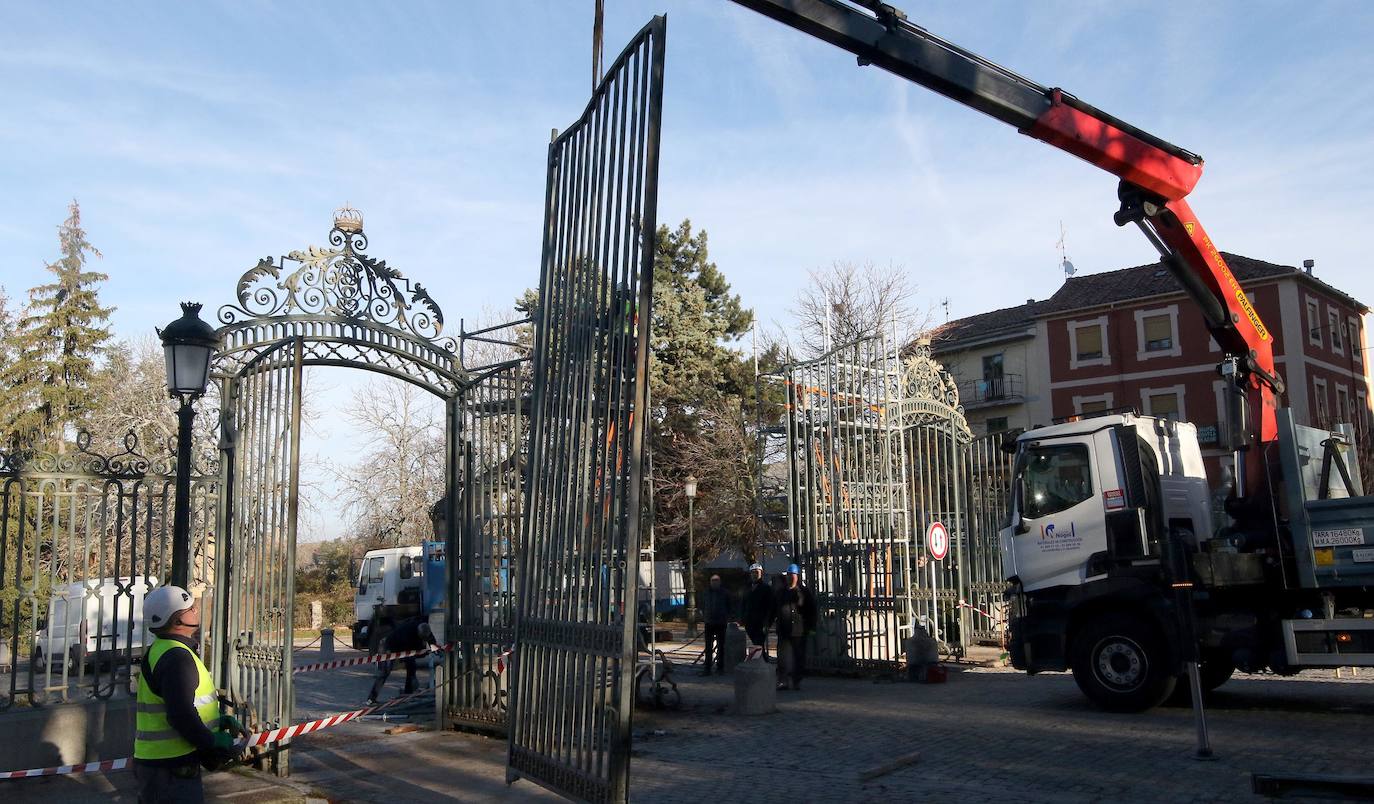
[34,577,153,674]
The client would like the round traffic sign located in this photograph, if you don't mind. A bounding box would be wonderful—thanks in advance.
[927,521,949,561]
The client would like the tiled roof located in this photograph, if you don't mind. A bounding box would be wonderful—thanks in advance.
[1036,252,1294,315]
[930,300,1045,351]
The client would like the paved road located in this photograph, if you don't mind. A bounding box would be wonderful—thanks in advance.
[5,659,1371,802]
[630,665,1374,803]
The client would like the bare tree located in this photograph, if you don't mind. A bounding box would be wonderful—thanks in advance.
[790,260,928,356]
[334,379,446,548]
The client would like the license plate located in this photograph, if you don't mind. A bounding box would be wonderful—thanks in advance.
[1353,548,1374,563]
[1312,528,1365,547]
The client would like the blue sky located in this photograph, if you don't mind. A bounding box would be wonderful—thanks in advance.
[4,1,1373,536]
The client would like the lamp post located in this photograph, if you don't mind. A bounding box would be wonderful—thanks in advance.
[684,474,698,638]
[158,302,218,589]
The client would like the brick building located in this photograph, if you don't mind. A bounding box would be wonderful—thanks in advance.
[933,253,1372,480]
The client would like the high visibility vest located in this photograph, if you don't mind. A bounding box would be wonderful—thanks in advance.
[134,638,218,760]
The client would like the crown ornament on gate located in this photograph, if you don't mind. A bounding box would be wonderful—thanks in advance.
[217,209,452,348]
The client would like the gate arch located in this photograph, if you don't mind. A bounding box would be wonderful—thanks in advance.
[207,209,518,768]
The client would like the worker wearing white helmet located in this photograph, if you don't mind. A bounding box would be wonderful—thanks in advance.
[134,585,240,802]
[741,562,775,662]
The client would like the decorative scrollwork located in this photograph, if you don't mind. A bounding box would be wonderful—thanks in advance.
[901,338,962,410]
[218,215,452,349]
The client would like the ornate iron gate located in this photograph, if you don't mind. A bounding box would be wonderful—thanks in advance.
[446,319,529,732]
[507,16,665,803]
[785,335,913,672]
[964,432,1014,645]
[782,336,992,667]
[894,339,975,653]
[212,213,465,772]
[215,337,302,771]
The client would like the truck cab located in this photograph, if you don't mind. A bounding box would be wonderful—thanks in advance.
[1001,409,1374,712]
[352,546,425,649]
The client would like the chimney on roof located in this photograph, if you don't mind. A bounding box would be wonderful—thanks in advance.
[1026,298,1035,305]
[1303,259,1315,275]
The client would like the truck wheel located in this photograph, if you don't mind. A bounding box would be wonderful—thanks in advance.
[1199,653,1235,691]
[1070,613,1177,713]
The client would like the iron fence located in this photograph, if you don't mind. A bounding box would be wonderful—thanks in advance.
[0,431,217,712]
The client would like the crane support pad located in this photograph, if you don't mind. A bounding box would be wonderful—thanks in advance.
[1253,773,1374,800]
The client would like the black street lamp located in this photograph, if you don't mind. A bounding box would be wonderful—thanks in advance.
[684,474,698,639]
[158,302,218,589]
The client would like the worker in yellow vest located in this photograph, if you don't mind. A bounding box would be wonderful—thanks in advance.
[134,585,239,802]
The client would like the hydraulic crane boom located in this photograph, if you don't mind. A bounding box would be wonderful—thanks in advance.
[731,0,1285,494]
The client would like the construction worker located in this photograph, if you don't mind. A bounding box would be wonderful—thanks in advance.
[741,563,774,662]
[367,615,438,705]
[134,585,239,803]
[772,564,818,691]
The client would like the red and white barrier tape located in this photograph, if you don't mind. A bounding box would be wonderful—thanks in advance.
[957,600,999,621]
[1,757,129,780]
[495,647,514,674]
[292,643,451,675]
[0,681,445,781]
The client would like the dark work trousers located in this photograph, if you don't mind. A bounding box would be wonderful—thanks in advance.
[777,635,806,688]
[746,626,770,661]
[369,657,419,700]
[135,759,204,804]
[702,623,726,673]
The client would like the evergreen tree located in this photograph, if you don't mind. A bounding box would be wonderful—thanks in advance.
[2,202,113,444]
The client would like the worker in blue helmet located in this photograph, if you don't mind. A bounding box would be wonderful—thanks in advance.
[771,563,817,691]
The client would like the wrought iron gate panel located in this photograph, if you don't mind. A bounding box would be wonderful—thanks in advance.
[217,337,302,771]
[0,434,217,711]
[785,335,912,673]
[447,318,530,732]
[507,16,664,803]
[964,432,1013,644]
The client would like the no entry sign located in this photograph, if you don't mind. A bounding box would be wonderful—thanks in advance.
[927,521,949,561]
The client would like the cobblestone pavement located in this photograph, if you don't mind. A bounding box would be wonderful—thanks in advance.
[629,665,1374,803]
[7,660,1370,802]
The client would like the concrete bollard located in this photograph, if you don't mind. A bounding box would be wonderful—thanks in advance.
[310,600,323,630]
[905,625,939,682]
[734,655,777,715]
[723,623,747,674]
[320,627,335,662]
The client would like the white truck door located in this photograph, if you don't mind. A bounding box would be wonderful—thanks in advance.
[356,555,386,622]
[1004,435,1113,592]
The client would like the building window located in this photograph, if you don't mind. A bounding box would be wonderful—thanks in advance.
[986,416,1009,434]
[1349,317,1362,364]
[1134,305,1181,360]
[1073,393,1113,415]
[1076,325,1103,359]
[1313,378,1329,425]
[1144,315,1172,351]
[1141,384,1186,422]
[1307,297,1322,346]
[1336,385,1350,424]
[1329,308,1343,354]
[1068,316,1110,369]
[1358,390,1369,434]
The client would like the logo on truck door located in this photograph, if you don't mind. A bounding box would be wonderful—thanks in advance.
[1038,522,1083,553]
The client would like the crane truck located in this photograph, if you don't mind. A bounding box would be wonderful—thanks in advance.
[731,0,1374,710]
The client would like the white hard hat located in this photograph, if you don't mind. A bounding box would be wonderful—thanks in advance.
[146,585,194,630]
[748,563,764,572]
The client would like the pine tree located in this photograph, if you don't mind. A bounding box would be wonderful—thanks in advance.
[2,202,114,445]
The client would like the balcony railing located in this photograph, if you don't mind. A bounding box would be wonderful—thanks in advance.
[961,374,1022,406]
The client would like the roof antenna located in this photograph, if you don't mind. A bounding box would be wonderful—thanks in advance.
[941,297,950,322]
[1057,220,1076,279]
